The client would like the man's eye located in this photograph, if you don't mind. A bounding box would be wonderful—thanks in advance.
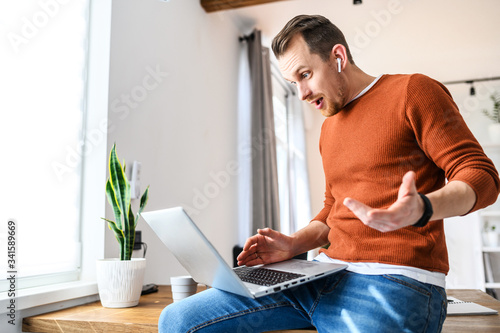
[302,72,310,79]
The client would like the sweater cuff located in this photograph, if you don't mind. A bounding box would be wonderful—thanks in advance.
[454,168,500,213]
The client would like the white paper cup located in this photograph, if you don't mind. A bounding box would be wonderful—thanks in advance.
[170,276,197,285]
[171,284,198,293]
[171,276,197,302]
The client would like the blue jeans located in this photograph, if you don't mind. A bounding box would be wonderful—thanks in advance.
[159,271,447,333]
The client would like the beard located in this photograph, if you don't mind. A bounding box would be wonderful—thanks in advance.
[320,86,346,117]
[320,60,347,117]
[321,98,343,117]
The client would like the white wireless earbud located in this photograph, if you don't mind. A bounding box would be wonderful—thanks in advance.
[337,58,342,73]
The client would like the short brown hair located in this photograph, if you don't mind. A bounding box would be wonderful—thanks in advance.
[271,15,354,65]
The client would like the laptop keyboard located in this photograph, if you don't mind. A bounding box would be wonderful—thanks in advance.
[234,267,305,286]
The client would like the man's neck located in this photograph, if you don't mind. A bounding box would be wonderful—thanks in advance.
[344,66,377,104]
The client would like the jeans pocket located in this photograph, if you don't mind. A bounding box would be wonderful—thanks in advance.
[382,275,448,332]
[382,274,432,298]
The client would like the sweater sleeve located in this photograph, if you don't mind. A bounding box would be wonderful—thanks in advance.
[405,74,500,212]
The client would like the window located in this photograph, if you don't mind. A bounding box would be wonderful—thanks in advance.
[272,69,312,236]
[0,0,90,290]
[273,77,291,234]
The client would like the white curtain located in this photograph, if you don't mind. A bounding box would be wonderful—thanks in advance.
[237,30,280,245]
[237,30,311,247]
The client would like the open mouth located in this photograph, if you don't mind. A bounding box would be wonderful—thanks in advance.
[313,97,324,109]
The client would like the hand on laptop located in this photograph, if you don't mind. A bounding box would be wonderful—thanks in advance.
[237,228,293,267]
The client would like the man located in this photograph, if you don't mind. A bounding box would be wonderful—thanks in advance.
[160,15,499,332]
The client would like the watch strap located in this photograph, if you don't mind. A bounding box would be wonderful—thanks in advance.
[413,193,433,227]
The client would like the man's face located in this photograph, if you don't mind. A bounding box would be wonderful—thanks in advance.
[278,35,346,117]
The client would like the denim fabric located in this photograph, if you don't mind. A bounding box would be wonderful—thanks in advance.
[159,271,447,333]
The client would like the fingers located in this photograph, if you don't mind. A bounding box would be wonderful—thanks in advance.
[237,243,265,267]
[257,227,276,238]
[237,228,281,266]
[237,250,263,267]
[345,196,410,231]
[241,233,258,251]
[343,197,388,231]
[343,197,395,225]
[343,197,371,218]
[237,229,267,265]
[399,171,417,198]
[237,243,256,262]
[344,172,420,232]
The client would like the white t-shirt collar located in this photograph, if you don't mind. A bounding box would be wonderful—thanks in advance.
[347,74,383,105]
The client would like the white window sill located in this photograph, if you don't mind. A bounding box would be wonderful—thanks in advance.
[0,280,98,314]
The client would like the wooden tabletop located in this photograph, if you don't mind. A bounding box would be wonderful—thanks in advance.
[22,287,500,332]
[22,286,177,333]
[442,289,500,332]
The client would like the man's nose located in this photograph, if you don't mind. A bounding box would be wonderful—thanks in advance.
[297,83,311,101]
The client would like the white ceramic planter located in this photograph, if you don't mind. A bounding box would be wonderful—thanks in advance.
[488,123,500,143]
[486,232,499,247]
[96,258,146,308]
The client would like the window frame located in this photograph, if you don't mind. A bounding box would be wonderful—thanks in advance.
[0,0,111,319]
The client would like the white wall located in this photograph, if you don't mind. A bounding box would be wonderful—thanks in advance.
[105,0,245,285]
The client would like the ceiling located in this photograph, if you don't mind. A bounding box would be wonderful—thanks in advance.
[224,0,371,40]
[200,0,287,12]
[206,0,500,84]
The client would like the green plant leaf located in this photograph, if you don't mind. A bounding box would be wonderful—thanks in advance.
[105,179,122,230]
[136,186,150,227]
[102,217,125,258]
[108,144,131,233]
[103,144,149,260]
[101,218,124,239]
[122,205,136,260]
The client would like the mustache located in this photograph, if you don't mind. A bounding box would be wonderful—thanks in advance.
[307,96,323,104]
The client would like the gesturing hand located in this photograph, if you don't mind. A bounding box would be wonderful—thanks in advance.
[236,228,293,267]
[343,171,426,233]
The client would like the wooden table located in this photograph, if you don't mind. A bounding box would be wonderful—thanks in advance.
[22,287,500,332]
[442,289,500,332]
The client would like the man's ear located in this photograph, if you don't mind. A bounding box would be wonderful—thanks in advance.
[331,44,348,67]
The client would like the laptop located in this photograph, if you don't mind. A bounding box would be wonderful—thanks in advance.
[141,207,347,298]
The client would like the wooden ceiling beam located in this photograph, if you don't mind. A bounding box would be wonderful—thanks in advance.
[201,0,288,13]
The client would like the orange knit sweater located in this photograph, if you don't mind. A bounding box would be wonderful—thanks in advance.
[315,74,499,274]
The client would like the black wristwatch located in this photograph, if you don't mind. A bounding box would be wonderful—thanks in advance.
[413,193,433,227]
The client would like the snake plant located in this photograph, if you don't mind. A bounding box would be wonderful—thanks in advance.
[102,144,149,260]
